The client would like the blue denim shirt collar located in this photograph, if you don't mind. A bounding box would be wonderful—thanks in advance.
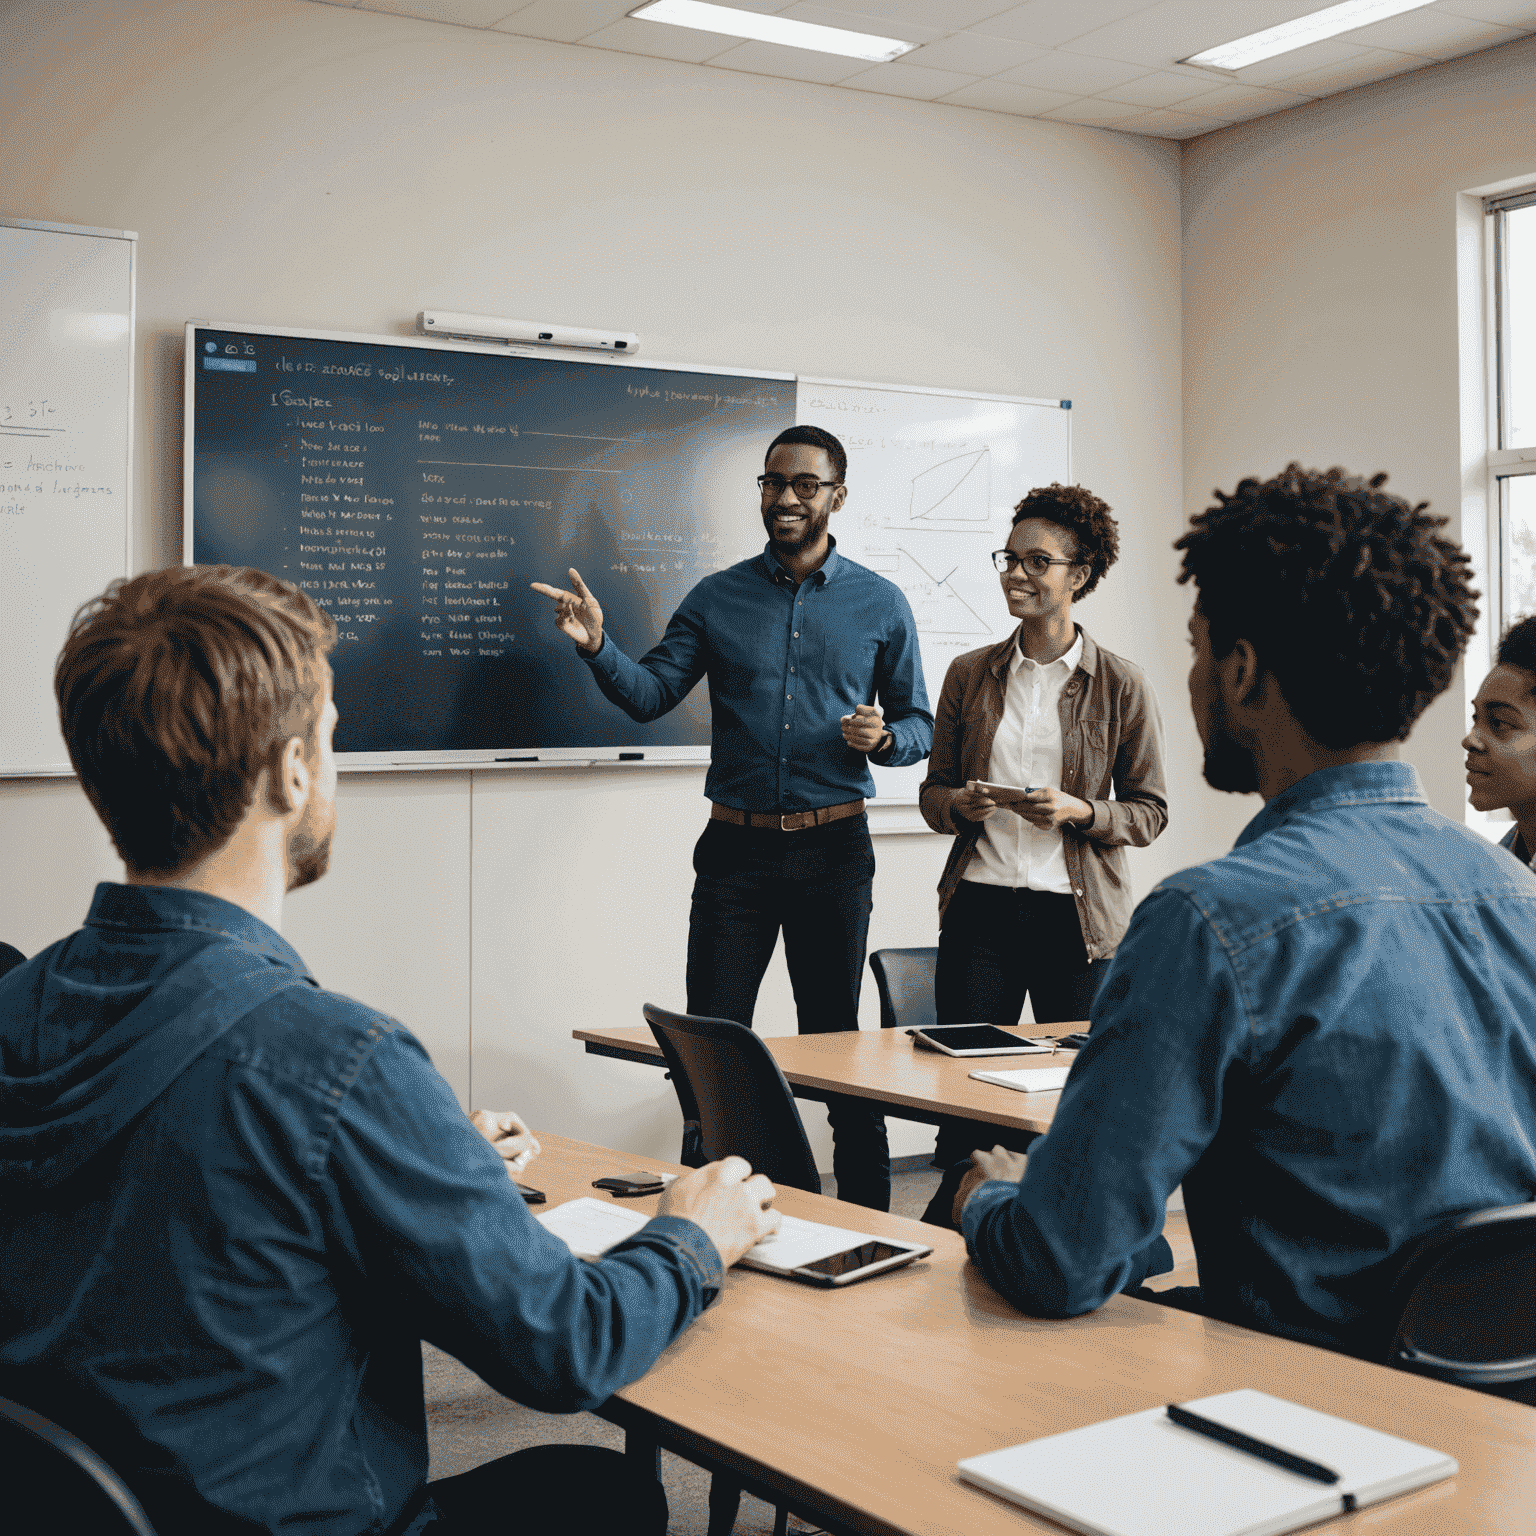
[758,535,842,588]
[1234,759,1428,851]
[84,882,314,980]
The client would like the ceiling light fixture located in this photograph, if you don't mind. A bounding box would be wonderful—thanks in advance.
[1182,0,1437,71]
[629,1,918,62]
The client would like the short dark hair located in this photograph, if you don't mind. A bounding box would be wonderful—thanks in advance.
[766,425,846,483]
[56,565,337,875]
[1497,613,1536,683]
[1011,482,1119,601]
[1176,464,1478,748]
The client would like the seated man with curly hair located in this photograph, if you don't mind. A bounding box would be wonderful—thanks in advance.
[954,464,1536,1360]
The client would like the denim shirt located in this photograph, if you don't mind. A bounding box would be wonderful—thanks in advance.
[963,762,1536,1356]
[584,539,933,810]
[0,885,721,1535]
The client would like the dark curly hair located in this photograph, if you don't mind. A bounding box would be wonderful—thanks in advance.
[1175,464,1478,748]
[1011,482,1119,601]
[1497,613,1536,683]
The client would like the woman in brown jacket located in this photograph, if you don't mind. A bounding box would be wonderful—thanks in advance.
[918,483,1168,1214]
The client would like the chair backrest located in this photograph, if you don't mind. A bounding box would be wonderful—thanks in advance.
[0,941,26,980]
[868,947,938,1033]
[0,1394,159,1535]
[642,1004,822,1195]
[1382,1201,1536,1404]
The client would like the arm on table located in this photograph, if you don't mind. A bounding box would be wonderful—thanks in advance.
[960,889,1242,1316]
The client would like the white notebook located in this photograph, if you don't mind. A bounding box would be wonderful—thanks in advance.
[958,1389,1456,1536]
[969,1065,1072,1093]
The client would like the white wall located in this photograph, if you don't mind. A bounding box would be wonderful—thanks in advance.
[0,0,1185,1164]
[1182,34,1536,846]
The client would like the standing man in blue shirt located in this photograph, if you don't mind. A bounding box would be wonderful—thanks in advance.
[0,565,780,1536]
[533,426,933,1210]
[953,464,1536,1361]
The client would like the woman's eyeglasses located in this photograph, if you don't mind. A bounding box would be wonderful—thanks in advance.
[992,550,1078,575]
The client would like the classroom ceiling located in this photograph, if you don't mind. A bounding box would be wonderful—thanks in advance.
[314,1,1536,138]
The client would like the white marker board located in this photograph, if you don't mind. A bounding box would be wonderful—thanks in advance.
[0,218,135,775]
[799,378,1071,803]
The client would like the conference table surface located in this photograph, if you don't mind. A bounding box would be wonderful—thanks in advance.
[531,1132,1536,1536]
[574,1021,1082,1136]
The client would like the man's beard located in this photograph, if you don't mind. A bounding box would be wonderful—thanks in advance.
[286,800,334,891]
[1202,693,1260,794]
[763,506,830,554]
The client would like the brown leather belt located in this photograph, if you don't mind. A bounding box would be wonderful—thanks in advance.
[710,798,865,832]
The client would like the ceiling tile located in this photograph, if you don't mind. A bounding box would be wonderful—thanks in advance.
[995,49,1150,93]
[839,60,984,99]
[1096,68,1231,108]
[1345,8,1522,56]
[1163,80,1313,118]
[1040,97,1153,124]
[781,0,1018,27]
[936,77,1081,115]
[1120,105,1225,138]
[703,38,872,84]
[575,15,742,61]
[491,0,632,43]
[1267,44,1432,91]
[1432,0,1536,23]
[774,4,943,45]
[896,30,1050,76]
[970,0,1157,49]
[1055,1,1333,70]
[358,0,528,23]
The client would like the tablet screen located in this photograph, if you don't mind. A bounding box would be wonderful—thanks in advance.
[918,1024,1040,1053]
[796,1241,913,1277]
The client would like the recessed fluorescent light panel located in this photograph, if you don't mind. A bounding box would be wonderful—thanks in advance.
[1182,0,1436,71]
[629,1,918,62]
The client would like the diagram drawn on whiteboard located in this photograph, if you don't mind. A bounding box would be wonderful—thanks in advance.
[863,547,994,637]
[908,448,989,524]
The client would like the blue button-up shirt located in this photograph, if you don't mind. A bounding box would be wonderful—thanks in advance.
[963,762,1536,1357]
[585,540,933,810]
[0,884,722,1536]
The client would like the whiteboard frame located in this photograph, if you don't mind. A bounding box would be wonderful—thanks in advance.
[1,216,136,777]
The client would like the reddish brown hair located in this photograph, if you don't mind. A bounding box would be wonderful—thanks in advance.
[56,565,337,875]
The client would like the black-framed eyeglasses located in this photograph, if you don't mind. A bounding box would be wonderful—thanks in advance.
[758,474,841,501]
[993,550,1078,575]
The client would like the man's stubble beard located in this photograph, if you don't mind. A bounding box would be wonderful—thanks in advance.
[287,799,334,891]
[1202,692,1261,795]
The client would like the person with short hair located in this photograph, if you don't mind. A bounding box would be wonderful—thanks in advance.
[0,564,780,1536]
[955,465,1536,1359]
[917,483,1167,1225]
[533,425,934,1211]
[1464,612,1536,867]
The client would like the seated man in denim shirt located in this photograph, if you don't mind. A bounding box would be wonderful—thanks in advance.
[0,565,779,1536]
[954,463,1536,1360]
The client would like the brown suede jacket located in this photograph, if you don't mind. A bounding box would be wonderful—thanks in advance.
[919,625,1168,960]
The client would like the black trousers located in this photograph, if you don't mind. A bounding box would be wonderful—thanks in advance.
[424,1445,666,1533]
[924,883,1107,1226]
[685,814,890,1211]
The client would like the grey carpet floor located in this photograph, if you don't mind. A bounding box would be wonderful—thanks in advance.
[423,1160,944,1536]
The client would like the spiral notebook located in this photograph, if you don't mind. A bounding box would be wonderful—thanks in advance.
[957,1389,1455,1536]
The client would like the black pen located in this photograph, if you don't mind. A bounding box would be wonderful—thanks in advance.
[1166,1404,1344,1489]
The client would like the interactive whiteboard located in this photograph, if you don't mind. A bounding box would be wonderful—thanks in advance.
[1,218,135,776]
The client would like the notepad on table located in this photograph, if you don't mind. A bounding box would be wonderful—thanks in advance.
[968,1064,1072,1093]
[957,1388,1456,1536]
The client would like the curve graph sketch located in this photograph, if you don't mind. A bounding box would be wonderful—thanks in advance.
[909,448,989,523]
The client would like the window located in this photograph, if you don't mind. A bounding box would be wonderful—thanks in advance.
[1489,189,1536,634]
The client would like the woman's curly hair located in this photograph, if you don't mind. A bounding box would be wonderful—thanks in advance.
[1175,464,1478,748]
[1011,482,1119,601]
[1497,612,1536,680]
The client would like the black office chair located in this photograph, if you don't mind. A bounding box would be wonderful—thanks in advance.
[1,1394,159,1535]
[1382,1201,1536,1405]
[0,941,27,980]
[642,1003,821,1195]
[867,946,938,1033]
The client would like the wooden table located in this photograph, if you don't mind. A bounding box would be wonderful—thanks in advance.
[574,1022,1079,1138]
[528,1133,1536,1536]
